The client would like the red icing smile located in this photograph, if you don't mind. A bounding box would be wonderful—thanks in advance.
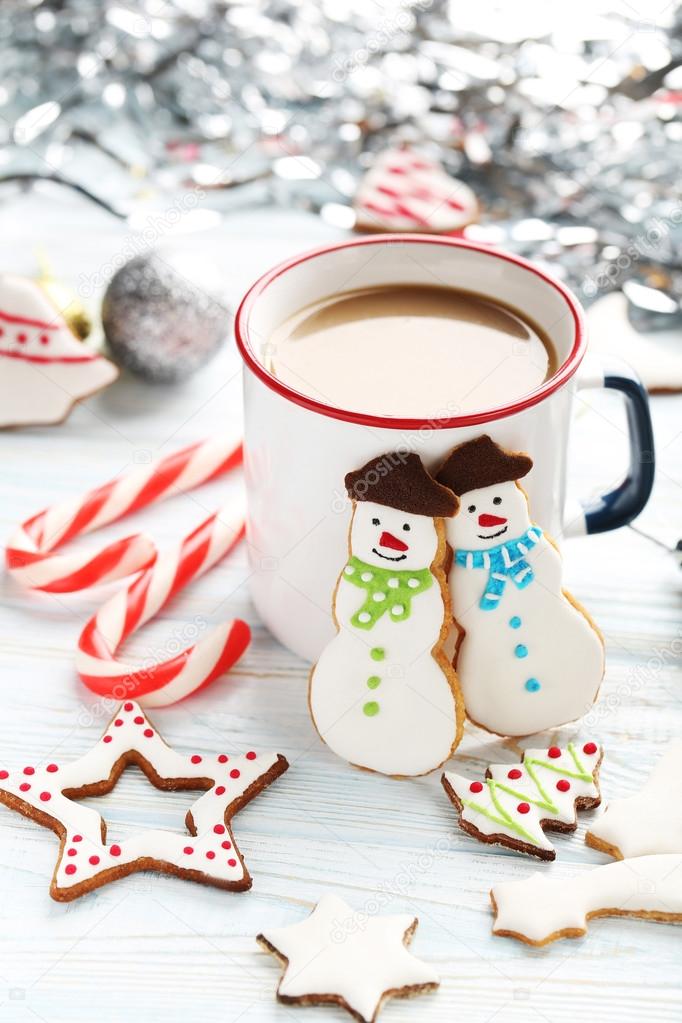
[379,531,409,552]
[478,513,507,528]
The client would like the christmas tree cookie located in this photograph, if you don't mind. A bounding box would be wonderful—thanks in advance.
[309,451,463,777]
[436,435,604,737]
[442,742,603,860]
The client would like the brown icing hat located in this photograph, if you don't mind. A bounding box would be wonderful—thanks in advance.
[436,435,533,496]
[345,451,458,517]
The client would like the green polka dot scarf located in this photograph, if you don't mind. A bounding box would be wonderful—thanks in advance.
[342,555,433,629]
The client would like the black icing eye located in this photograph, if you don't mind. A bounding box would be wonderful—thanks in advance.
[493,496,502,505]
[372,517,380,526]
[467,504,476,514]
[402,523,410,532]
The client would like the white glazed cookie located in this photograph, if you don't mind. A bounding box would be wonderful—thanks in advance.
[442,741,602,860]
[436,435,604,737]
[258,893,439,1022]
[309,451,463,777]
[0,701,288,900]
[491,854,682,946]
[586,739,682,858]
[0,273,118,428]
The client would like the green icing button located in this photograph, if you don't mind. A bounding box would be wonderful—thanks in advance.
[363,701,380,717]
[370,647,385,661]
[367,675,381,689]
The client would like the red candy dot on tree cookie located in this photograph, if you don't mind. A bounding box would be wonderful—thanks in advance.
[46,764,58,773]
[190,755,202,764]
[23,767,35,775]
[227,858,237,867]
[183,846,194,855]
[114,719,123,727]
[143,729,154,738]
[557,779,571,792]
[517,802,530,814]
[89,855,100,865]
[110,844,121,857]
[215,786,225,796]
[548,747,561,759]
[73,835,83,842]
[103,736,113,744]
[67,848,77,857]
[213,824,225,835]
[39,792,51,802]
[583,742,598,755]
[19,783,30,792]
[229,769,240,779]
[469,781,483,793]
[124,702,134,712]
[246,752,256,760]
[221,840,231,850]
[0,770,8,780]
[65,864,77,875]
[206,851,215,860]
[134,716,144,725]
[218,755,228,763]
[508,769,522,780]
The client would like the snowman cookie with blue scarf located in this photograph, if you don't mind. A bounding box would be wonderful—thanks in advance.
[309,451,464,777]
[437,436,604,737]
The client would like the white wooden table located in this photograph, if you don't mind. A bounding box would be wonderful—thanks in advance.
[0,192,680,1023]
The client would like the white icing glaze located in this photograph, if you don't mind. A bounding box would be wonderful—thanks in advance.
[0,701,286,898]
[491,854,682,945]
[443,742,602,856]
[445,480,604,736]
[309,500,460,776]
[586,739,682,857]
[0,274,117,428]
[259,893,439,1022]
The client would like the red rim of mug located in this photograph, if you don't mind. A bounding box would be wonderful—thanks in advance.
[234,234,586,430]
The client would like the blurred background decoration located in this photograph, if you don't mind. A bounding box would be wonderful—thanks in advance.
[1,0,682,326]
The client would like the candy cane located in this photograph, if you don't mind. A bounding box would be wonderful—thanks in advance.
[76,505,249,707]
[6,436,242,592]
[5,435,250,706]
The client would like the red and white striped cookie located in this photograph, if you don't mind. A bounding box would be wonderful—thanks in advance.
[76,505,249,706]
[353,148,479,234]
[0,274,118,427]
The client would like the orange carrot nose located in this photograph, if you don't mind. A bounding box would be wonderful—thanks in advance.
[379,531,409,552]
[478,513,507,527]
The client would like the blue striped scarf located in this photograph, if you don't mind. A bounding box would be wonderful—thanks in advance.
[454,526,542,611]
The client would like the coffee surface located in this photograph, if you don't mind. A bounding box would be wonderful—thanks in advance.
[267,285,557,418]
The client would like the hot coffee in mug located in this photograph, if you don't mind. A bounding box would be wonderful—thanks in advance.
[267,285,558,418]
[235,236,653,662]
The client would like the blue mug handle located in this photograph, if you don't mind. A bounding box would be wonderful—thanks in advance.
[575,359,655,535]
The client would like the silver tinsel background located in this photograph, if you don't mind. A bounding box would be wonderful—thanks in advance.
[1,0,682,320]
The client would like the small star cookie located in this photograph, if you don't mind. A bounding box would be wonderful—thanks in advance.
[0,701,288,901]
[258,894,439,1022]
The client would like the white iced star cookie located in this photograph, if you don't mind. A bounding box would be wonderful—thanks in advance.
[586,739,682,859]
[258,894,439,1022]
[490,854,682,946]
[0,701,288,901]
[442,741,603,860]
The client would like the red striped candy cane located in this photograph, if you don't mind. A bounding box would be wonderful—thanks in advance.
[6,436,241,592]
[76,505,249,707]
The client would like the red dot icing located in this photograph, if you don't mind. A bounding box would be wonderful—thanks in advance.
[507,769,522,780]
[67,848,77,857]
[218,755,228,763]
[143,729,154,738]
[19,783,30,792]
[134,716,144,725]
[73,835,83,842]
[215,785,226,796]
[114,719,123,727]
[183,846,194,855]
[40,334,49,345]
[190,755,202,764]
[583,742,598,755]
[17,333,27,343]
[39,792,51,801]
[557,779,571,792]
[246,751,256,760]
[103,735,113,743]
[229,769,240,779]
[548,747,561,759]
[89,855,100,865]
[517,802,530,814]
[469,781,483,793]
[23,767,35,776]
[206,851,215,860]
[124,702,134,711]
[221,840,232,850]
[213,824,225,835]
[0,770,8,780]
[110,844,121,857]
[46,764,58,773]
[65,864,77,875]
[227,858,237,867]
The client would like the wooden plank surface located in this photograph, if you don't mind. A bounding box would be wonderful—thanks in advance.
[0,194,680,1023]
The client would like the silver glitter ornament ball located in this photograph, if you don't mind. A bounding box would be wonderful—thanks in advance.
[102,251,230,382]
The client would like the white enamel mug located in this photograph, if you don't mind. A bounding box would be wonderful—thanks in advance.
[235,235,654,662]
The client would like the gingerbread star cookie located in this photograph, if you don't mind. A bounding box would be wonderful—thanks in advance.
[258,894,439,1022]
[0,701,288,901]
[586,739,682,858]
[442,741,603,860]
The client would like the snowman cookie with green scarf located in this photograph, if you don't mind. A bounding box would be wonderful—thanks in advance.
[309,451,463,777]
[436,435,604,737]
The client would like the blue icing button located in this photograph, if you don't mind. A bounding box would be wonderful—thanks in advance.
[509,616,522,629]
[514,644,528,659]
[525,678,541,692]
